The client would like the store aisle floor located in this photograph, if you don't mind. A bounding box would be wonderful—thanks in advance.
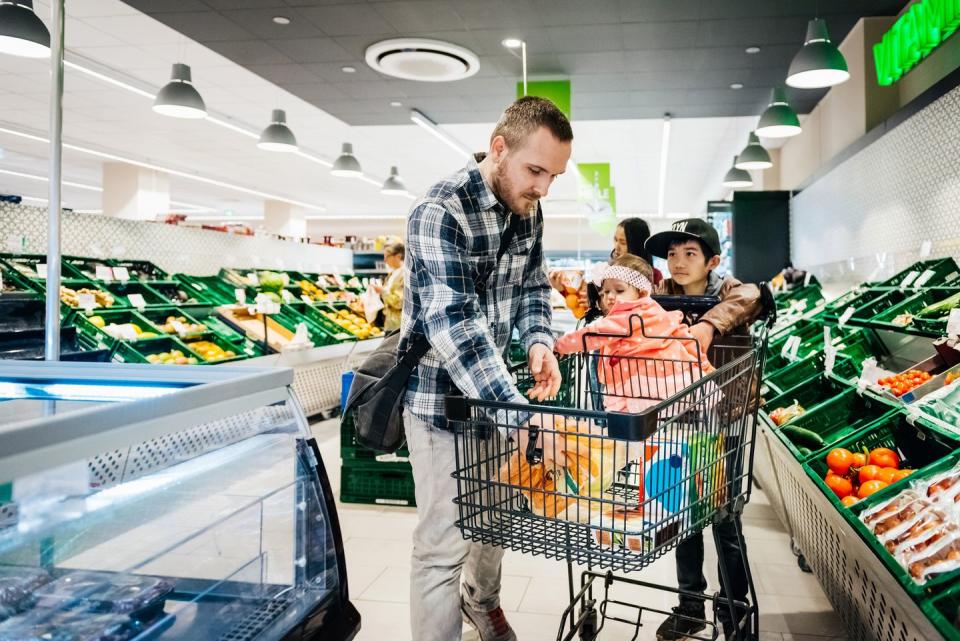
[313,419,848,641]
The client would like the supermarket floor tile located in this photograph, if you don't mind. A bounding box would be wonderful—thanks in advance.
[311,418,850,641]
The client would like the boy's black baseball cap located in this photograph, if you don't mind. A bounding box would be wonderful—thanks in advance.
[645,218,722,259]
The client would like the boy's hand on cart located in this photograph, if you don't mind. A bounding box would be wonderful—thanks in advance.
[690,322,715,353]
[527,344,562,401]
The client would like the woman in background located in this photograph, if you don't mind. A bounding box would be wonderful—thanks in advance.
[373,241,405,331]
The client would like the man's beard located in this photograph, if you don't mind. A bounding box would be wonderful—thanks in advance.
[492,160,539,217]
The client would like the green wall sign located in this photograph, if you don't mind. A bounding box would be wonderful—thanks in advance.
[874,0,960,85]
[516,80,571,118]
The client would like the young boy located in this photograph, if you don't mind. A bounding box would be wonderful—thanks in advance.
[644,218,762,641]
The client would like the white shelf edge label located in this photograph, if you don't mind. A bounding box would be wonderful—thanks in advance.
[95,265,114,282]
[913,269,937,288]
[247,272,259,286]
[36,263,47,279]
[899,271,920,290]
[77,292,96,312]
[127,293,147,310]
[113,266,130,282]
[235,289,246,305]
[838,306,855,328]
[948,308,960,339]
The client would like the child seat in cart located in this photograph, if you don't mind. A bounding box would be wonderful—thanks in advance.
[446,293,774,641]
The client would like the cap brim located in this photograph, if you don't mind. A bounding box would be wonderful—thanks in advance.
[644,230,704,259]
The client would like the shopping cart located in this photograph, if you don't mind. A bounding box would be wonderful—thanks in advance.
[447,301,771,641]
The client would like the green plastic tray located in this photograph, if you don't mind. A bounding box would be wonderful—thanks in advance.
[340,411,410,461]
[773,386,896,462]
[848,289,916,326]
[107,259,169,282]
[869,287,960,337]
[804,413,957,515]
[874,257,960,289]
[182,334,249,364]
[142,280,212,306]
[767,318,825,357]
[764,361,857,411]
[925,578,960,641]
[113,335,202,365]
[173,305,268,358]
[340,460,416,507]
[102,281,171,308]
[63,255,115,282]
[71,308,165,347]
[0,253,87,281]
[288,303,358,343]
[821,288,889,324]
[174,274,238,305]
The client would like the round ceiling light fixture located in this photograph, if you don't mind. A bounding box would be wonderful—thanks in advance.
[381,166,407,196]
[365,38,480,82]
[735,132,773,170]
[272,16,290,25]
[730,82,743,90]
[153,63,206,119]
[786,18,849,89]
[722,156,753,189]
[745,46,761,54]
[389,100,402,107]
[755,87,802,138]
[257,109,298,152]
[0,0,50,59]
[341,65,356,73]
[331,143,362,178]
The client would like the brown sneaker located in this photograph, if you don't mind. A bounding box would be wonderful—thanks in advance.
[460,596,517,641]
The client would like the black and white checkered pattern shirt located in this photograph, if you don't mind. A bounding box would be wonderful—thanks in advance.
[400,157,554,429]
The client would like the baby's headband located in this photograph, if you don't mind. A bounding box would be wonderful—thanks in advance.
[595,265,652,293]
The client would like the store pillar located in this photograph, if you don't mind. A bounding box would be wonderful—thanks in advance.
[102,162,170,220]
[263,199,307,238]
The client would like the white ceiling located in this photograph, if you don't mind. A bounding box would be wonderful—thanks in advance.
[0,0,776,225]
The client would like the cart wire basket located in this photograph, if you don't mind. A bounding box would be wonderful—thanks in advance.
[447,302,771,641]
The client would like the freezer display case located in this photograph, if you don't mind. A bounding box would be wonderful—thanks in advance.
[0,362,359,641]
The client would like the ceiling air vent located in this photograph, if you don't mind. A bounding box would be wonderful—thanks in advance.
[365,38,480,82]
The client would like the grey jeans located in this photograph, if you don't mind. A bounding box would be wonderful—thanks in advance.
[405,408,504,641]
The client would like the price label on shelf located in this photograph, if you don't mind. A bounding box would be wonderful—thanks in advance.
[113,266,130,282]
[247,272,259,286]
[948,309,960,339]
[35,263,47,279]
[803,272,813,287]
[913,269,937,288]
[171,319,189,336]
[281,289,295,303]
[920,239,932,259]
[95,265,114,282]
[899,271,920,290]
[838,306,855,328]
[235,289,246,305]
[300,295,313,304]
[77,293,96,312]
[127,293,147,310]
[114,324,139,341]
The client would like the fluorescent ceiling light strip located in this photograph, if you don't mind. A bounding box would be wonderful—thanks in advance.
[657,116,671,218]
[169,199,216,213]
[64,60,156,100]
[294,150,333,168]
[410,109,472,158]
[357,174,382,187]
[0,125,326,211]
[0,167,102,192]
[205,115,259,140]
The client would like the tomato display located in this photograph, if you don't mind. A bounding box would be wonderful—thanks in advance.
[819,446,911,507]
[877,369,932,397]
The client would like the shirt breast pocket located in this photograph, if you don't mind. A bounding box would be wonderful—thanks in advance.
[506,251,527,285]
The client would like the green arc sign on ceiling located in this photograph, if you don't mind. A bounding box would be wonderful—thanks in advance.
[874,0,960,86]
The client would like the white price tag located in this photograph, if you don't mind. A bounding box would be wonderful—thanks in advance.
[803,272,813,286]
[824,345,837,377]
[247,272,259,286]
[780,335,800,360]
[838,306,855,328]
[948,309,960,338]
[170,319,189,336]
[913,269,937,288]
[920,240,932,259]
[127,293,147,310]
[114,324,139,341]
[899,271,920,290]
[235,289,246,305]
[77,292,96,312]
[256,299,280,315]
[281,289,295,303]
[823,325,832,347]
[113,266,130,282]
[35,263,47,279]
[300,295,313,304]
[95,265,114,282]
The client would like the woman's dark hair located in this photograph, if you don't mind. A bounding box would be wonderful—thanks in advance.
[614,217,654,264]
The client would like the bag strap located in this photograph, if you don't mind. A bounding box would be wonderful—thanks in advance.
[402,214,520,364]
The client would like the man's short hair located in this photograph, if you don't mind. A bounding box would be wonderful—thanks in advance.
[490,96,573,149]
[668,238,716,261]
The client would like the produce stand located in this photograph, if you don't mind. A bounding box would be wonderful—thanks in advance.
[758,259,960,640]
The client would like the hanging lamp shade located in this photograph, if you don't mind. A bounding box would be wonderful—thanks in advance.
[153,63,207,119]
[0,1,49,58]
[331,143,362,177]
[381,166,407,195]
[755,88,801,139]
[786,18,849,89]
[735,132,772,170]
[257,109,298,152]
[722,156,753,188]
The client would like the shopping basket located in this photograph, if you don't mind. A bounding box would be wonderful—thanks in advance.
[447,306,770,641]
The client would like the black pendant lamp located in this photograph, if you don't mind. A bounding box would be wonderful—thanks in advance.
[735,132,772,171]
[0,0,50,58]
[258,109,298,152]
[755,88,801,139]
[786,18,849,89]
[153,63,207,119]
[722,156,753,189]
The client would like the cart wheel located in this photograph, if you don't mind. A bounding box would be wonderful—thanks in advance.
[797,554,812,573]
[789,537,802,557]
[579,608,598,641]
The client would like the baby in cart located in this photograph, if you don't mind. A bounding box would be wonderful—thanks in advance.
[553,253,715,413]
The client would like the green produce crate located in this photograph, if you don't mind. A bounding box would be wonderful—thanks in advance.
[772,386,895,462]
[182,334,249,364]
[172,305,268,358]
[107,259,169,282]
[296,302,380,341]
[821,287,888,324]
[926,578,960,641]
[874,257,960,289]
[0,263,40,296]
[113,335,202,365]
[143,280,212,306]
[764,359,857,411]
[804,413,957,515]
[340,460,416,507]
[0,253,86,281]
[71,308,165,348]
[767,318,825,357]
[847,289,916,326]
[849,447,960,600]
[52,279,119,312]
[279,304,349,347]
[214,303,339,351]
[340,410,410,461]
[136,307,209,339]
[869,287,960,337]
[763,354,831,399]
[102,281,171,308]
[63,255,115,282]
[775,284,825,310]
[174,274,237,305]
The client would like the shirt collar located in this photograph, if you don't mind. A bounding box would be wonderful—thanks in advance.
[466,155,505,215]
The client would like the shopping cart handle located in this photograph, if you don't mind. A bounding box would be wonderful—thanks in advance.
[525,425,543,465]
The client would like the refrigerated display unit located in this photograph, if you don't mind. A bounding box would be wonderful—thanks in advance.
[0,361,360,641]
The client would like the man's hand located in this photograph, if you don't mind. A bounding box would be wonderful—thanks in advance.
[690,322,715,354]
[527,343,562,402]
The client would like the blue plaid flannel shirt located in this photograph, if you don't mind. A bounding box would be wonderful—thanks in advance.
[400,157,554,430]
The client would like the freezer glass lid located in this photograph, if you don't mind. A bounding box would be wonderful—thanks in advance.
[0,377,193,405]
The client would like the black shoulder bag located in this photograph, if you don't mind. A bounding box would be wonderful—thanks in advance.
[343,216,518,453]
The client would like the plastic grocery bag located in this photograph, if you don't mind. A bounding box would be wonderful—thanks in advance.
[360,284,384,324]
